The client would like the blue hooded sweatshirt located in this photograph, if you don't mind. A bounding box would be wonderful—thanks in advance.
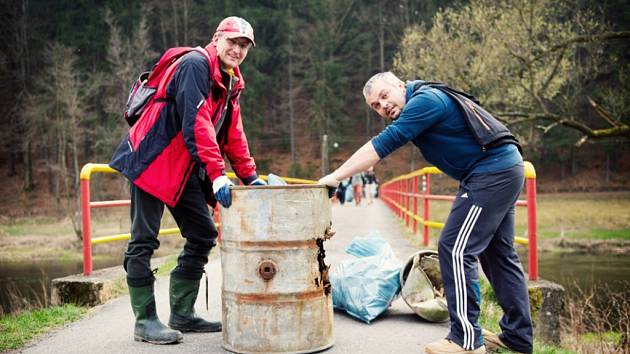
[371,80,521,181]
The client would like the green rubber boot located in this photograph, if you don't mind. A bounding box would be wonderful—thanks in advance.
[129,284,183,344]
[168,275,222,332]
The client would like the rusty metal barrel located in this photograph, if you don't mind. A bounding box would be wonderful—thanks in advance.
[220,185,334,354]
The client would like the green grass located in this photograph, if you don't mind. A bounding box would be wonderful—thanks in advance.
[0,304,87,351]
[515,227,630,240]
[478,279,577,354]
[154,255,178,276]
[108,254,179,298]
[518,192,630,241]
[402,191,630,242]
[0,208,179,239]
[581,331,623,344]
[0,217,75,237]
[0,254,180,352]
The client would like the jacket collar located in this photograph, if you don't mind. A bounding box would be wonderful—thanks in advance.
[405,80,425,102]
[204,43,246,91]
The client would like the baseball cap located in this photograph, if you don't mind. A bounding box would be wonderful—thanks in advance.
[215,16,255,47]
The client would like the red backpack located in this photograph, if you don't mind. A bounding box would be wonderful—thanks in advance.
[123,46,211,126]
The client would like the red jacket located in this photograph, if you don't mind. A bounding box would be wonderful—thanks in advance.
[110,44,257,207]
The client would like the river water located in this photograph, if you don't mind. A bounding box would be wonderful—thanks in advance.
[523,251,630,296]
[0,257,122,314]
[1,251,628,315]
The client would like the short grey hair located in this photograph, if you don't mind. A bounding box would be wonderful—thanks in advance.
[363,72,403,98]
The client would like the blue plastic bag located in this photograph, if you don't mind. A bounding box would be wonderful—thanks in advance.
[266,173,287,186]
[330,232,402,323]
[345,231,391,258]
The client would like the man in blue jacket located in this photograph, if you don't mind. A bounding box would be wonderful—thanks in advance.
[319,72,533,354]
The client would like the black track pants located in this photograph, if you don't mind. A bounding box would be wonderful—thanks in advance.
[124,170,217,287]
[438,164,533,353]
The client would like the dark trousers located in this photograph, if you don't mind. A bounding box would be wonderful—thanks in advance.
[124,170,218,287]
[438,164,533,353]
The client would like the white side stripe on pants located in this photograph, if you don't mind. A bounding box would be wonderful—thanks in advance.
[451,204,482,350]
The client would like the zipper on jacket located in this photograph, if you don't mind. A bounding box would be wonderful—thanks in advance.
[463,99,492,131]
[214,69,237,132]
[173,160,195,204]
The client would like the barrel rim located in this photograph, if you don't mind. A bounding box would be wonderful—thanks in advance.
[222,339,335,354]
[230,185,327,190]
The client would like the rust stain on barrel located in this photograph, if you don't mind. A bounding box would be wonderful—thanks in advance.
[232,289,323,303]
[234,292,279,303]
[295,290,325,300]
[237,239,318,249]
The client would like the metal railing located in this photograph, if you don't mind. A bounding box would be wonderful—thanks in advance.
[79,163,315,275]
[379,161,538,280]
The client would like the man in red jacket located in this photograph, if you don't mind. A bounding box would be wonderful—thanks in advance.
[110,16,265,344]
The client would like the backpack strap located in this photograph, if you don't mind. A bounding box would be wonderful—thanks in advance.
[412,81,481,105]
[411,81,522,154]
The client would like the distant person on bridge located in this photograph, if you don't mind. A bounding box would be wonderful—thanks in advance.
[318,72,533,354]
[350,172,365,205]
[363,166,378,204]
[109,16,265,345]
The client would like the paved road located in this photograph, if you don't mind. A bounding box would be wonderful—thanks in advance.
[22,200,448,354]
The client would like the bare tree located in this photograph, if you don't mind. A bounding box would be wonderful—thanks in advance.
[101,8,156,152]
[394,0,630,146]
[22,43,91,236]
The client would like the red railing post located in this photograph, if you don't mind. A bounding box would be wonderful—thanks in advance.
[412,176,419,234]
[81,179,93,276]
[405,178,411,228]
[526,176,538,280]
[396,180,405,219]
[423,174,430,246]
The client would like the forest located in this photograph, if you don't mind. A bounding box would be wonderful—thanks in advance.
[0,0,628,216]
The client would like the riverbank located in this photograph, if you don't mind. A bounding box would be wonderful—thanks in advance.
[542,237,630,255]
[0,256,178,352]
[2,232,628,264]
[2,191,629,262]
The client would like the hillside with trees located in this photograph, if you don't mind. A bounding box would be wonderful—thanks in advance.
[0,0,628,223]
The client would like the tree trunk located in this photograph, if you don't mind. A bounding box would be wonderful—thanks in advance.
[321,134,329,176]
[288,2,296,164]
[170,0,179,46]
[45,145,54,194]
[54,131,63,203]
[9,150,17,176]
[378,5,385,130]
[159,8,168,50]
[605,151,610,183]
[23,140,34,191]
[182,0,189,45]
[570,148,578,176]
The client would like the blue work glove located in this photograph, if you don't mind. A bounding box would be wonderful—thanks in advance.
[248,177,267,186]
[212,175,234,208]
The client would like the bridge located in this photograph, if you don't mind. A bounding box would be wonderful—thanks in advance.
[24,201,450,353]
[27,163,560,353]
